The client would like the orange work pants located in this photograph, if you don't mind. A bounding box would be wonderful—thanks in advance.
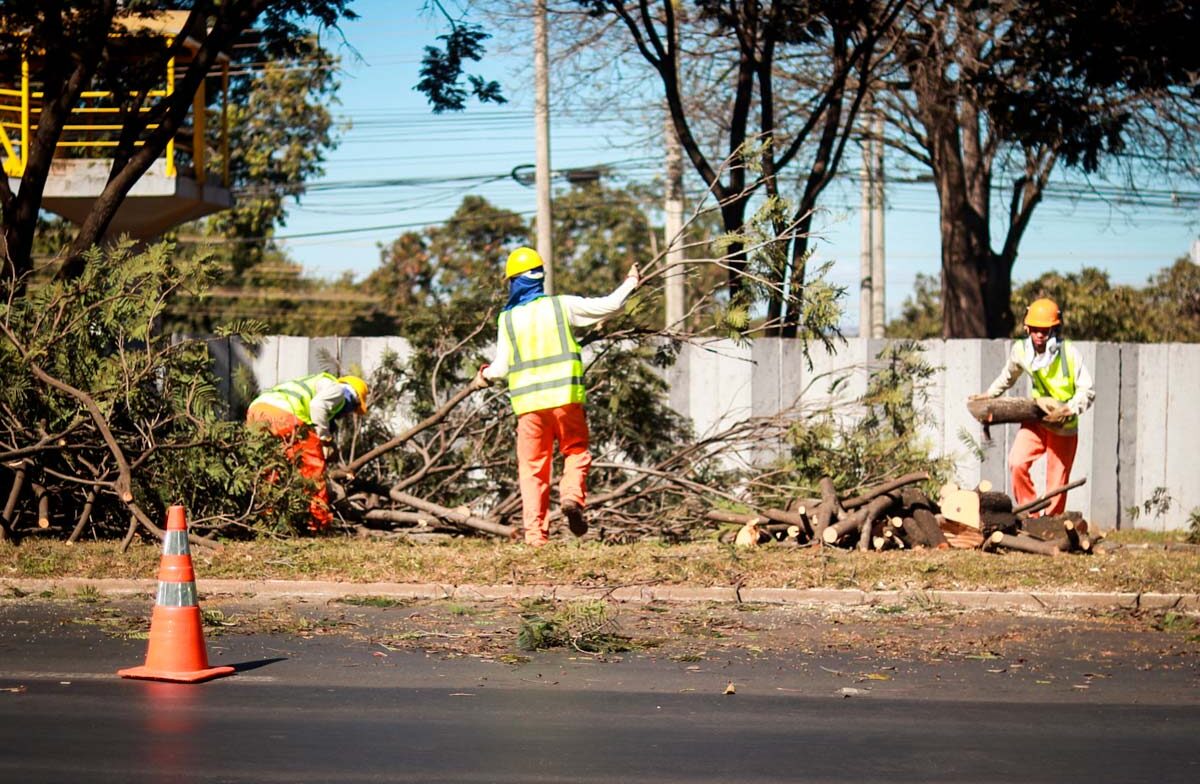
[246,402,333,530]
[515,403,592,546]
[1009,422,1078,516]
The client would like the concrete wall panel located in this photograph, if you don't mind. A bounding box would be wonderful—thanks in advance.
[1165,344,1200,527]
[1133,344,1169,528]
[212,335,1198,529]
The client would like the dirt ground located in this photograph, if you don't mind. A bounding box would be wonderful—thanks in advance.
[8,590,1184,700]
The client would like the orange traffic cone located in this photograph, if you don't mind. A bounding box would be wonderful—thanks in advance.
[118,506,234,683]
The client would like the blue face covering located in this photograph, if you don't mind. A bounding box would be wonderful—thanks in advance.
[503,269,546,311]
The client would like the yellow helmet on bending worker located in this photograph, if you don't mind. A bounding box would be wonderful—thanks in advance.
[246,372,369,530]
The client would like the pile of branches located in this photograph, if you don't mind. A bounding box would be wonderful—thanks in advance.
[326,346,811,543]
[711,472,1102,556]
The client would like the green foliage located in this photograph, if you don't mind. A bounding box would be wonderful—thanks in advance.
[416,6,505,113]
[0,241,314,539]
[780,341,952,499]
[1186,509,1200,546]
[203,38,342,275]
[887,273,943,340]
[517,599,631,653]
[1126,486,1174,530]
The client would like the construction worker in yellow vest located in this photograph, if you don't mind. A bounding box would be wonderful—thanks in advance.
[971,298,1094,515]
[246,373,369,530]
[473,247,640,546]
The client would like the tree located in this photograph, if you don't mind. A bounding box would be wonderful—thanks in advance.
[575,0,905,335]
[202,37,342,274]
[0,1,357,282]
[881,0,1200,337]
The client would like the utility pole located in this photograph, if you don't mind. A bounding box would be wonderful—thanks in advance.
[664,105,686,329]
[534,0,554,293]
[870,112,886,339]
[859,109,887,339]
[859,134,874,339]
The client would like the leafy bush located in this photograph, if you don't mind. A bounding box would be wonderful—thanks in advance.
[780,340,952,501]
[0,241,312,542]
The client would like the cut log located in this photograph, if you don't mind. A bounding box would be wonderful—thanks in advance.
[760,508,812,540]
[987,531,1062,556]
[31,483,49,528]
[811,477,843,544]
[706,509,763,526]
[979,491,1014,513]
[938,483,981,529]
[735,521,764,548]
[898,486,936,511]
[967,396,1043,425]
[788,497,820,515]
[1020,512,1084,540]
[892,516,918,548]
[941,519,985,549]
[851,495,896,550]
[822,515,862,546]
[912,508,948,549]
[840,472,930,510]
[1012,478,1087,515]
[980,510,1020,537]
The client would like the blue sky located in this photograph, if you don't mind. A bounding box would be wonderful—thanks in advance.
[278,0,1200,326]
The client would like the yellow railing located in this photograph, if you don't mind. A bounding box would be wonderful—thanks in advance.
[1,49,228,186]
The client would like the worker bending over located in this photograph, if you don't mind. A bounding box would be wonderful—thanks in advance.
[972,298,1094,515]
[474,247,639,546]
[247,373,369,530]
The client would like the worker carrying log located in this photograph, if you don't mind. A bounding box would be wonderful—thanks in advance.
[970,298,1094,516]
[246,373,369,530]
[473,247,640,547]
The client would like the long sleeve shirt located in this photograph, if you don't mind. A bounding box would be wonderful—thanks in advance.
[984,338,1096,433]
[482,277,637,381]
[307,376,352,440]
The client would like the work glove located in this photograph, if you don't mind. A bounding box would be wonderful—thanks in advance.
[321,439,336,461]
[470,364,491,390]
[1043,406,1072,424]
[626,263,640,288]
[1035,396,1069,423]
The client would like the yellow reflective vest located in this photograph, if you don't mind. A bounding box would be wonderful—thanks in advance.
[251,372,346,424]
[1019,340,1079,433]
[497,296,585,415]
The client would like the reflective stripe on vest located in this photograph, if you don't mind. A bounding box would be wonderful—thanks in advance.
[1021,340,1078,432]
[250,372,343,424]
[499,296,585,415]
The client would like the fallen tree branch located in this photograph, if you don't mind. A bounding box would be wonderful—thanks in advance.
[333,384,482,479]
[840,472,929,510]
[387,489,514,539]
[1012,477,1087,515]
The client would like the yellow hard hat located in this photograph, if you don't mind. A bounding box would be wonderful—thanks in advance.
[337,375,369,415]
[505,246,543,279]
[1024,298,1061,328]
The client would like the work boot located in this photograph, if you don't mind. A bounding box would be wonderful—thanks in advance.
[562,500,587,537]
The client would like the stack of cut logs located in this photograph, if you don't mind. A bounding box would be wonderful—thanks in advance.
[711,472,1101,556]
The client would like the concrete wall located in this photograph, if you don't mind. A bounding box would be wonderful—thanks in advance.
[216,336,1200,530]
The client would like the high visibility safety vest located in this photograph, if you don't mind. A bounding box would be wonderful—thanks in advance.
[1019,340,1079,433]
[498,296,585,415]
[251,372,345,424]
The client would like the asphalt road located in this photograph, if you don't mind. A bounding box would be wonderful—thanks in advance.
[1,597,1197,783]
